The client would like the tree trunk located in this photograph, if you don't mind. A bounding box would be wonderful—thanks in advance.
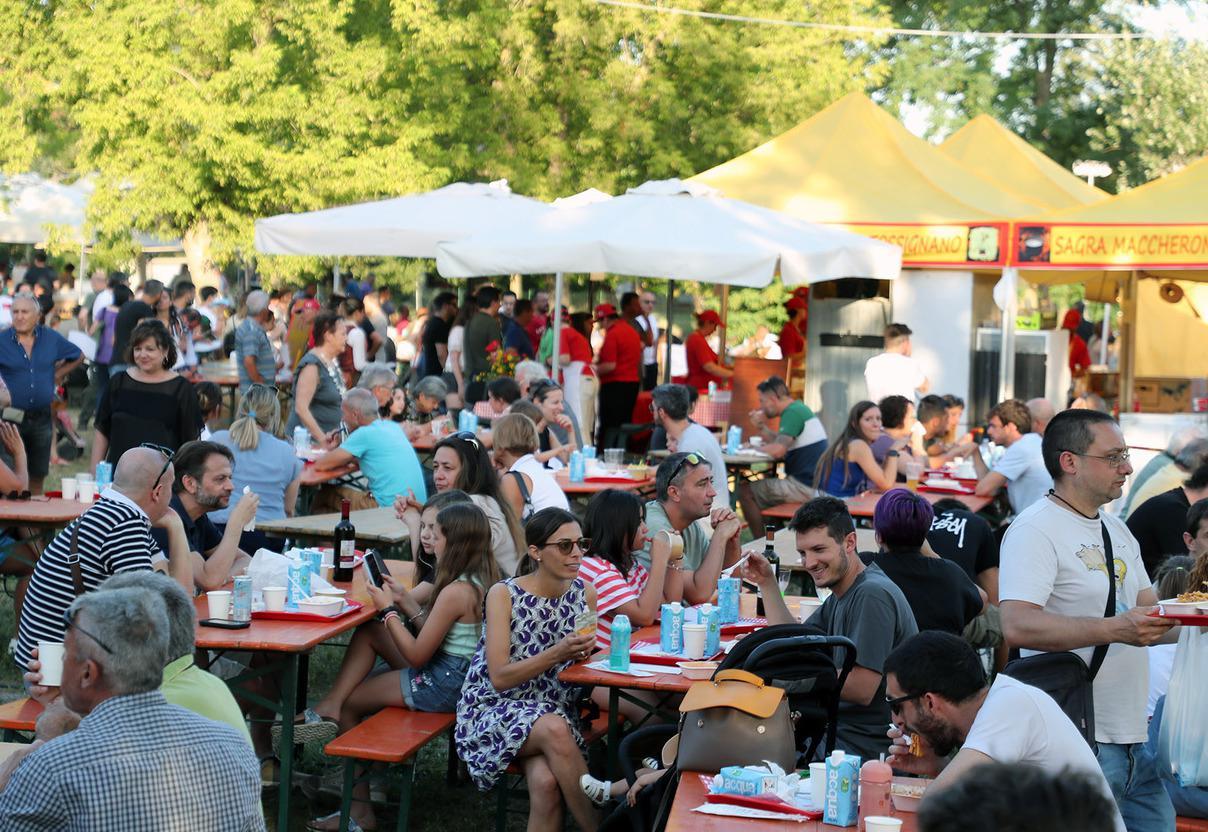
[181,222,218,290]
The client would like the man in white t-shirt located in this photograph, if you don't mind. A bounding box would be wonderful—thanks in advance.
[636,289,660,390]
[864,323,928,404]
[1000,409,1178,831]
[970,398,1053,515]
[883,631,1125,832]
[651,383,729,509]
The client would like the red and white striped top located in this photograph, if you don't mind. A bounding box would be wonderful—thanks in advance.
[579,556,650,650]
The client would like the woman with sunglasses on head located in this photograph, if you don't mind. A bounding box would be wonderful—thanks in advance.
[208,384,302,553]
[286,310,348,449]
[306,502,499,832]
[92,319,204,470]
[415,430,524,577]
[456,507,600,832]
[813,400,900,498]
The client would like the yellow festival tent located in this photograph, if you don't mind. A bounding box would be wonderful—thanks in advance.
[939,114,1107,213]
[693,92,1043,269]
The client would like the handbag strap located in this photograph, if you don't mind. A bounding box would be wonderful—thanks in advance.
[1088,520,1116,681]
[67,519,86,598]
[507,470,532,512]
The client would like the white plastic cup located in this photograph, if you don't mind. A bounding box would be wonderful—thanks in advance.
[798,598,824,623]
[682,624,707,659]
[808,762,826,809]
[207,590,232,621]
[60,477,77,500]
[37,641,65,687]
[77,478,95,505]
[865,818,903,832]
[262,586,286,612]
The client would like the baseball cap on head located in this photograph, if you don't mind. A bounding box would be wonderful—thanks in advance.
[594,303,618,321]
[696,310,722,326]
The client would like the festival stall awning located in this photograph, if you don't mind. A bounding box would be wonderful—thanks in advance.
[939,114,1107,214]
[692,92,1044,269]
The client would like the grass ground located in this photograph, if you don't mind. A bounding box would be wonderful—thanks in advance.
[0,400,514,832]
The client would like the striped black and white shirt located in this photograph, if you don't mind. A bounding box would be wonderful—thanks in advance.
[15,492,162,671]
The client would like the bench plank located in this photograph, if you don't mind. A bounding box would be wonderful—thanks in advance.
[324,708,455,764]
[0,698,43,733]
[1177,818,1208,832]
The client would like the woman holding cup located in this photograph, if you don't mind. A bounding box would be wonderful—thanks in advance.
[455,508,600,832]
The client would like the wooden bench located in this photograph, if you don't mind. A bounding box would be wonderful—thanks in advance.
[323,707,456,832]
[1178,817,1208,832]
[761,501,799,521]
[495,709,623,831]
[0,698,43,741]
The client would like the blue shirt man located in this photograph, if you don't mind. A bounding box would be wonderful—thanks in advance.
[234,290,276,392]
[0,311,83,411]
[314,388,427,507]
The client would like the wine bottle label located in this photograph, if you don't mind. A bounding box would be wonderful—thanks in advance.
[339,540,356,566]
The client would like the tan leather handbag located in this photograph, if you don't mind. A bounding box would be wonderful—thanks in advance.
[674,668,796,771]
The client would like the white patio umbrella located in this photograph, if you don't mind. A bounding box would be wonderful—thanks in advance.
[436,178,902,389]
[0,174,88,245]
[253,180,551,258]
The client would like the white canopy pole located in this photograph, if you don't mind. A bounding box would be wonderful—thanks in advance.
[77,244,89,304]
[1100,303,1112,365]
[333,259,341,296]
[662,279,675,384]
[551,272,564,384]
[996,267,1018,402]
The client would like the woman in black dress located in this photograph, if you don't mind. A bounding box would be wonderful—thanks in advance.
[91,319,203,470]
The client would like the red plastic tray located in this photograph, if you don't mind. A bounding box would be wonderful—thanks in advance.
[584,475,644,484]
[253,600,364,623]
[721,617,766,636]
[1150,610,1208,626]
[705,793,822,819]
[630,641,724,666]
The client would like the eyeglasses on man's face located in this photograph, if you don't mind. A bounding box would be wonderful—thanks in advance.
[1062,448,1131,469]
[63,607,115,655]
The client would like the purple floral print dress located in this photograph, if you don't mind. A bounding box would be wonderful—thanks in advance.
[455,577,587,789]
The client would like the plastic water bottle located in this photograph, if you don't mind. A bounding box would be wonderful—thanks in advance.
[708,380,717,398]
[94,460,113,493]
[294,426,310,455]
[609,615,631,672]
[231,574,252,622]
[726,425,742,454]
[569,450,585,483]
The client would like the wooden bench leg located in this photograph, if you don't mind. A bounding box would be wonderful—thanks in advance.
[338,759,356,832]
[396,762,416,832]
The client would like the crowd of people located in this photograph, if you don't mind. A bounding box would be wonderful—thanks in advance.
[0,263,1203,832]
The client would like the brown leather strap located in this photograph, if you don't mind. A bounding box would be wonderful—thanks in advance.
[67,520,85,597]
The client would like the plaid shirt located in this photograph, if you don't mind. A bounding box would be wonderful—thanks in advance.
[0,690,265,832]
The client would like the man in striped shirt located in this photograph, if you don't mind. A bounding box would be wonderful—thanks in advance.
[14,446,191,673]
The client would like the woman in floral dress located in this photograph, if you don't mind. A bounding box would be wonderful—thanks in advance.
[456,507,600,832]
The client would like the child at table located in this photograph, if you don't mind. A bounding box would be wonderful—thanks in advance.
[455,507,600,832]
[306,501,498,831]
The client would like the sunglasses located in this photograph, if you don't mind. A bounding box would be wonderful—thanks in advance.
[542,538,591,555]
[885,691,923,715]
[63,607,115,655]
[140,443,174,490]
[447,430,481,449]
[666,452,703,484]
[250,383,280,395]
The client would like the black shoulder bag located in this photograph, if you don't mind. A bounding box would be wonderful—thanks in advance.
[1002,520,1115,747]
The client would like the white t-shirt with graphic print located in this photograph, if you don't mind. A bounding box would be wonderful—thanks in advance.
[1000,497,1150,745]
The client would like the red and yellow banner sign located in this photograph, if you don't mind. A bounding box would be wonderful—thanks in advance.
[1013,224,1208,268]
[840,222,1008,268]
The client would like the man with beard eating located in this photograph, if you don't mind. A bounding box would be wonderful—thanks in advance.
[150,439,260,592]
[882,631,1124,832]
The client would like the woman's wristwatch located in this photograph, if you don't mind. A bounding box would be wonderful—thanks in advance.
[886,450,900,458]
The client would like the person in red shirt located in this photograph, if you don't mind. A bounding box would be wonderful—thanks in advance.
[593,303,642,448]
[1060,307,1092,378]
[556,311,598,439]
[779,296,808,363]
[684,310,733,392]
[525,290,550,348]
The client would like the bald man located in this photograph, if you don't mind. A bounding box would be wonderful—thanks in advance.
[14,446,191,671]
[1025,398,1055,436]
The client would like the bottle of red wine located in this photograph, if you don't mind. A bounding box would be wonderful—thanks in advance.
[333,499,356,582]
[757,527,779,616]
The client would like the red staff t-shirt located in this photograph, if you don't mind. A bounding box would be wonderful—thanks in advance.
[685,331,719,391]
[560,327,595,377]
[598,322,642,384]
[779,321,805,357]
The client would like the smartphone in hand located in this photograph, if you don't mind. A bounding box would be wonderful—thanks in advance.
[363,549,389,588]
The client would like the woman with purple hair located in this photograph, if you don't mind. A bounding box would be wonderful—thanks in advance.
[870,489,985,636]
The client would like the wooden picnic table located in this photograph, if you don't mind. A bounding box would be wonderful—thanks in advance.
[649,448,778,470]
[667,770,921,831]
[256,506,409,557]
[0,497,87,526]
[298,462,358,488]
[763,490,992,522]
[194,570,376,832]
[553,469,656,496]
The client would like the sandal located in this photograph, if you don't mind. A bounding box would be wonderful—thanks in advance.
[307,811,372,831]
[641,757,661,771]
[271,708,339,749]
[580,773,611,806]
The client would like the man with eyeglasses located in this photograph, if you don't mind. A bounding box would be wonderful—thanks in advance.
[880,631,1124,832]
[14,445,191,676]
[0,587,264,829]
[634,452,742,605]
[966,398,1052,516]
[1001,408,1178,831]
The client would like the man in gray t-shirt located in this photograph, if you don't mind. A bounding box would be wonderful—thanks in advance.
[739,495,917,762]
[234,291,277,392]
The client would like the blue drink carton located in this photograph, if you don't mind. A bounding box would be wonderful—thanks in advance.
[726,425,742,454]
[718,766,778,797]
[300,549,323,578]
[717,577,740,623]
[823,750,860,827]
[609,614,631,672]
[286,558,312,609]
[569,450,585,482]
[95,460,113,492]
[659,602,684,654]
[699,603,721,656]
[582,445,596,460]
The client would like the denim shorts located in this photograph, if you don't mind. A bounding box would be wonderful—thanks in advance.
[401,651,471,713]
